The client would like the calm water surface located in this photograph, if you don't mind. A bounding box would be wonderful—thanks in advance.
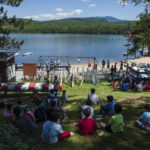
[11,34,128,64]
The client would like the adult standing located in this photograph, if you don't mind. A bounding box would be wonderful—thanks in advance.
[107,60,110,70]
[102,59,106,70]
[120,61,123,71]
[110,65,114,76]
[88,59,92,68]
[53,76,60,93]
[77,58,80,64]
[114,62,117,73]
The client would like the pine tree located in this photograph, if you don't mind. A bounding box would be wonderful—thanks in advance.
[0,0,28,50]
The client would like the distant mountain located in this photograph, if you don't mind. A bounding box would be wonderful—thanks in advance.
[105,16,127,22]
[52,17,108,23]
[94,16,127,22]
[45,16,127,23]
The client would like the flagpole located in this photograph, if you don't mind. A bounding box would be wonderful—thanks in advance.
[126,22,131,74]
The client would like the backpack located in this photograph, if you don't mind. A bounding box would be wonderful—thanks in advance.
[34,108,45,123]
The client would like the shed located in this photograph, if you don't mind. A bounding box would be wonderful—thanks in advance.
[0,52,16,82]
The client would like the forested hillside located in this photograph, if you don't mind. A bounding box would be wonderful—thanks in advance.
[8,17,133,34]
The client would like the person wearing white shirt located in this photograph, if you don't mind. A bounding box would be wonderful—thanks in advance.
[81,100,94,118]
[88,88,99,105]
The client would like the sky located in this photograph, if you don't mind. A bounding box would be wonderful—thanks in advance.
[4,0,145,21]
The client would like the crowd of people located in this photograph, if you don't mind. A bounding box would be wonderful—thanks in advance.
[1,88,125,144]
[1,85,149,145]
[112,73,150,92]
[0,74,150,145]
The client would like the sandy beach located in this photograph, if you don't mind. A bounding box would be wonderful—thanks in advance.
[128,56,150,65]
[16,56,150,81]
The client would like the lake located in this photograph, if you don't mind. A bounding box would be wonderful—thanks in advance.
[11,34,128,64]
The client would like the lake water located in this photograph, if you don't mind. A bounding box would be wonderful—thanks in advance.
[11,34,128,65]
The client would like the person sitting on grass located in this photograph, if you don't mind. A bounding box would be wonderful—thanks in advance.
[113,80,118,88]
[136,104,150,131]
[81,100,94,119]
[34,100,46,123]
[24,107,35,122]
[53,75,60,93]
[88,88,99,105]
[3,103,15,124]
[100,95,116,118]
[59,90,68,106]
[16,100,27,115]
[136,81,144,92]
[46,100,58,120]
[122,80,129,91]
[100,104,124,133]
[31,91,40,103]
[41,112,73,144]
[13,106,37,133]
[74,108,97,136]
[46,100,68,120]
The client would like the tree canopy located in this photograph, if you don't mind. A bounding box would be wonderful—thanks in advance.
[0,0,27,50]
[121,0,150,56]
[121,0,150,6]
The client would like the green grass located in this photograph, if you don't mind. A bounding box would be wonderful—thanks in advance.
[1,81,150,150]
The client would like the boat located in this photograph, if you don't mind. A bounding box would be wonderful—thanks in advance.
[15,53,20,57]
[22,52,33,56]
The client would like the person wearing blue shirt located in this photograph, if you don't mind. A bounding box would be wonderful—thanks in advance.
[122,81,129,91]
[136,104,150,131]
[101,95,116,116]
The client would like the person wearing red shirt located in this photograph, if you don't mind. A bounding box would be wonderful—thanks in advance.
[75,108,97,136]
[31,91,40,103]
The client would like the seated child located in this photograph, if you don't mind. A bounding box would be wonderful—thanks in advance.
[46,100,58,120]
[136,104,150,131]
[136,81,143,92]
[41,112,73,144]
[75,108,97,136]
[31,91,40,102]
[16,100,27,115]
[122,81,129,91]
[113,80,118,88]
[46,100,67,120]
[59,90,68,106]
[13,106,37,133]
[88,88,99,105]
[3,103,15,124]
[24,107,35,122]
[100,104,124,133]
[34,100,46,123]
[81,100,94,119]
[101,95,116,116]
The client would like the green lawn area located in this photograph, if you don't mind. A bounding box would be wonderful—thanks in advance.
[1,81,150,150]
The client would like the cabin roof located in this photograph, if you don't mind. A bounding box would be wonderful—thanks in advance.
[0,52,15,62]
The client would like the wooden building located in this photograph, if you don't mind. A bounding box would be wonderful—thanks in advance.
[0,52,16,82]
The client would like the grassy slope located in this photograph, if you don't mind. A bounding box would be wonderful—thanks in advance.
[1,81,150,150]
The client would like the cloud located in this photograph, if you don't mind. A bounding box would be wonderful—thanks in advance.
[81,0,90,2]
[89,4,96,7]
[56,9,83,16]
[56,8,63,12]
[24,14,56,20]
[118,0,128,6]
[24,9,83,21]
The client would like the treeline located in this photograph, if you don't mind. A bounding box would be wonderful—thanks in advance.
[7,18,132,34]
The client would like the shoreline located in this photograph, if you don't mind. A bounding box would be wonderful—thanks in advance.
[16,56,150,72]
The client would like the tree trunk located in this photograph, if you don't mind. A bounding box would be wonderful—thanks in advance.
[142,45,144,56]
[148,46,150,56]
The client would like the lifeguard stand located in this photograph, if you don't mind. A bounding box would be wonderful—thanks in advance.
[23,63,37,81]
